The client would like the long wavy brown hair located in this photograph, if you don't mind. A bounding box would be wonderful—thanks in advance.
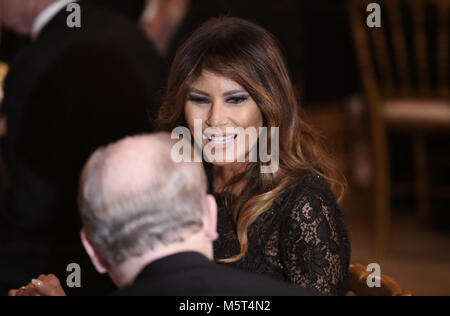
[158,17,346,263]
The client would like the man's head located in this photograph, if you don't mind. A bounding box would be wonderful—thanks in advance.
[0,0,56,34]
[78,133,218,286]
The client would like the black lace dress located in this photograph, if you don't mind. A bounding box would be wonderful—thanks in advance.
[213,173,351,296]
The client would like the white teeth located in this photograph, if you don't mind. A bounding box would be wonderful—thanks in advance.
[204,134,236,144]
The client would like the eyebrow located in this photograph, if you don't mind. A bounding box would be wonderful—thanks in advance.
[223,89,248,97]
[189,88,248,97]
[189,89,210,97]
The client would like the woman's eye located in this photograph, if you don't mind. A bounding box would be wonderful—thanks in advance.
[188,96,211,104]
[227,96,248,104]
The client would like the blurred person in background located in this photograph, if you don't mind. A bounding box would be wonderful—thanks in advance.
[140,0,225,58]
[0,0,166,296]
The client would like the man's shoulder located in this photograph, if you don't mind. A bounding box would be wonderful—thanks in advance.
[206,264,317,296]
[111,255,317,297]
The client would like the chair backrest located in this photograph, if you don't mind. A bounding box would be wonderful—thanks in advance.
[348,264,412,296]
[349,0,449,100]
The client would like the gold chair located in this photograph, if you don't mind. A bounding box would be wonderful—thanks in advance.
[348,263,412,296]
[349,0,450,256]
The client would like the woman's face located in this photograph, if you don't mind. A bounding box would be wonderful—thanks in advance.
[184,70,264,166]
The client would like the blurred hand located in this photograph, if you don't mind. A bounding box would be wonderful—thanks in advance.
[9,274,67,297]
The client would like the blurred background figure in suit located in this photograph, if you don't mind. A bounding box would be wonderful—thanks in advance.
[89,0,147,22]
[0,0,166,296]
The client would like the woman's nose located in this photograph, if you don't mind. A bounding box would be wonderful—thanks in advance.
[207,102,228,127]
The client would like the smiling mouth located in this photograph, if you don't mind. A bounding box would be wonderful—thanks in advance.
[203,134,238,145]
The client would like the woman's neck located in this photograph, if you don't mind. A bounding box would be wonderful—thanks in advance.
[213,164,246,196]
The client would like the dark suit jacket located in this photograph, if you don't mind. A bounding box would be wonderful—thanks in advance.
[0,0,167,296]
[88,0,147,22]
[113,252,318,296]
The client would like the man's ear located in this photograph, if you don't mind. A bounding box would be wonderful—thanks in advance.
[80,228,108,274]
[203,194,219,242]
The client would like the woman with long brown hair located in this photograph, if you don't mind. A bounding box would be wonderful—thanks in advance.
[158,17,351,296]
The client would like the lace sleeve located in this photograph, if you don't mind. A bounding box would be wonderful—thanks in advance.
[278,186,350,296]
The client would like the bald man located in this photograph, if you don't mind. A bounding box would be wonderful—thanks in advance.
[78,133,219,291]
[10,133,318,296]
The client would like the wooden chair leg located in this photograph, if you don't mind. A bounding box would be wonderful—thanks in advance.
[413,134,430,224]
[373,123,391,257]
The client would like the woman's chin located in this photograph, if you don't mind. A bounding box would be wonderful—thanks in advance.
[202,148,253,166]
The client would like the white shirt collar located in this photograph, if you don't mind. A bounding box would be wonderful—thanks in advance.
[31,0,79,39]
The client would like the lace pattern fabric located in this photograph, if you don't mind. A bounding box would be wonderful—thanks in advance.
[213,173,351,296]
